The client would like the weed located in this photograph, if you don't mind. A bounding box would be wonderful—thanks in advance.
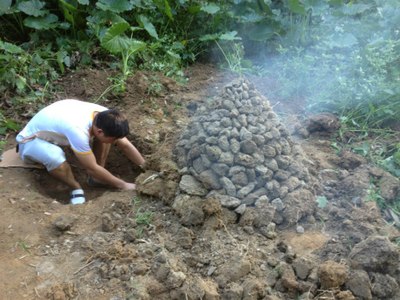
[215,41,246,74]
[366,180,400,225]
[17,240,31,254]
[330,142,342,155]
[367,182,386,208]
[378,144,400,177]
[0,139,6,153]
[0,111,20,135]
[134,208,154,238]
[146,75,164,96]
[316,196,328,209]
[131,196,141,206]
[135,210,153,227]
[129,196,153,238]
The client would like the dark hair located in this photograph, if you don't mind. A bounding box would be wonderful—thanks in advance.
[94,109,129,138]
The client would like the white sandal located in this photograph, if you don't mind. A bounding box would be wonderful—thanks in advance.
[70,189,86,205]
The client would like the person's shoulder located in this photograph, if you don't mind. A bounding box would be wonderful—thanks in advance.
[49,99,84,107]
[51,99,108,112]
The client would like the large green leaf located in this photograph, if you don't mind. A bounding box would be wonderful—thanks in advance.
[96,0,133,13]
[18,0,47,17]
[101,22,145,55]
[239,12,265,23]
[24,14,59,30]
[287,0,306,15]
[201,3,220,14]
[219,31,241,41]
[78,0,89,4]
[101,22,130,54]
[163,0,173,20]
[0,0,12,15]
[59,0,77,24]
[256,0,272,14]
[0,40,24,54]
[328,0,343,6]
[138,15,158,39]
[247,22,280,41]
[153,0,173,20]
[199,33,220,42]
[199,31,240,42]
[188,4,201,14]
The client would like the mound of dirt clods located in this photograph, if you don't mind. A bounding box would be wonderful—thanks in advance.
[1,65,399,300]
[173,78,316,227]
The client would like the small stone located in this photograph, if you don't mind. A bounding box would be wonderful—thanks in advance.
[217,195,241,208]
[179,175,208,196]
[296,225,305,234]
[207,266,217,276]
[239,127,253,141]
[234,204,246,215]
[271,198,285,211]
[220,177,237,197]
[240,140,258,154]
[53,215,76,231]
[102,213,116,232]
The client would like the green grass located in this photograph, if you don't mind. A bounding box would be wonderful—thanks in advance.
[130,196,154,238]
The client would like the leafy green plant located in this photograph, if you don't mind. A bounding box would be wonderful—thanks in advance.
[0,39,59,94]
[135,210,153,226]
[367,178,400,224]
[0,111,20,135]
[130,196,153,238]
[146,75,164,96]
[378,144,400,177]
[316,196,328,208]
[215,40,245,74]
[17,239,31,254]
[367,182,386,208]
[93,21,146,100]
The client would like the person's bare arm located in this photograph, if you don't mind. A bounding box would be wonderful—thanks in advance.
[75,152,135,190]
[115,137,145,167]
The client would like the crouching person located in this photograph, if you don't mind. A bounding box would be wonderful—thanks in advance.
[16,99,145,204]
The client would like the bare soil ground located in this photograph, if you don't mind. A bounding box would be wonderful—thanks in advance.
[0,64,399,300]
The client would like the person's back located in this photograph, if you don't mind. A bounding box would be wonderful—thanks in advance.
[17,99,107,152]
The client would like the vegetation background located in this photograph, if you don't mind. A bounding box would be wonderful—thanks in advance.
[0,0,399,209]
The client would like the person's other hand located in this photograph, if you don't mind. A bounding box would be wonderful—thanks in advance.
[138,161,148,172]
[121,182,136,190]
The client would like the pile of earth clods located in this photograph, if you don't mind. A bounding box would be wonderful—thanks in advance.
[174,78,316,227]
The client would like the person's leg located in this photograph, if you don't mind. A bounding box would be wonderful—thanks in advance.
[49,161,81,189]
[49,161,85,204]
[18,138,85,204]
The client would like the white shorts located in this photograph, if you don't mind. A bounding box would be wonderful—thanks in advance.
[17,137,66,171]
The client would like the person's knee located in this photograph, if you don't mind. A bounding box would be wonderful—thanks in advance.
[22,139,66,171]
[48,160,69,173]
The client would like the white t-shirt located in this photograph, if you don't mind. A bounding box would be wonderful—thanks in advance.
[17,99,107,154]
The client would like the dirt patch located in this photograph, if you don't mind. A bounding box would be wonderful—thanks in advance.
[1,64,399,299]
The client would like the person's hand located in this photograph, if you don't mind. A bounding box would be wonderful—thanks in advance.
[121,182,136,190]
[138,161,148,172]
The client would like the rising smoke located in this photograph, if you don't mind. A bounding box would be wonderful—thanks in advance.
[249,1,400,122]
